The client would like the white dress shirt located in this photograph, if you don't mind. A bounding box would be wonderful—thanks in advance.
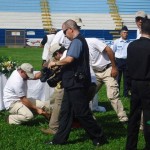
[112,37,130,59]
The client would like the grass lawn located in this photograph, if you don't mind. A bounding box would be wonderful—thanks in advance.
[0,47,145,150]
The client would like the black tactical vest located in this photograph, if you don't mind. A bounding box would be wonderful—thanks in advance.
[62,34,91,90]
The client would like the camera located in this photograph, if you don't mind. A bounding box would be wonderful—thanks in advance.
[40,67,54,82]
[40,67,62,87]
[47,72,62,87]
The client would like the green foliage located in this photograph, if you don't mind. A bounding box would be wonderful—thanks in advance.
[0,56,20,78]
[0,47,145,150]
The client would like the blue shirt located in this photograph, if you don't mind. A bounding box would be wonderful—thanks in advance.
[67,39,82,59]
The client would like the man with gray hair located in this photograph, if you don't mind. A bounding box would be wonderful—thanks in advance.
[50,17,84,49]
[46,19,107,146]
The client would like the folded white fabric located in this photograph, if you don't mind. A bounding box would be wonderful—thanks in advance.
[89,94,106,112]
[92,106,106,112]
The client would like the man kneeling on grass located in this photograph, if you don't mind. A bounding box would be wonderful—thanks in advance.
[3,63,50,125]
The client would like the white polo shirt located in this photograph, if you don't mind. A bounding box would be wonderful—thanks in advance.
[86,38,110,71]
[3,70,27,109]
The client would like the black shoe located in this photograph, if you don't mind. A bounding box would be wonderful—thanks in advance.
[45,140,66,145]
[92,136,108,146]
[120,120,128,125]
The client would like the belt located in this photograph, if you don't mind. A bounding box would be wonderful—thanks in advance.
[98,63,112,72]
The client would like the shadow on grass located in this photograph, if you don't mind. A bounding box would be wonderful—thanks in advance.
[22,116,48,126]
[96,112,128,141]
[98,100,129,112]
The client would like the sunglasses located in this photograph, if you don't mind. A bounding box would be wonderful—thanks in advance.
[136,17,145,22]
[63,29,68,35]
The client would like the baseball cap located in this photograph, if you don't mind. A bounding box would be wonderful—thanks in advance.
[121,26,128,32]
[20,63,34,79]
[135,11,147,18]
[49,28,57,34]
[72,16,84,27]
[50,43,62,55]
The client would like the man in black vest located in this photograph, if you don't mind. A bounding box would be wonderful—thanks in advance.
[46,19,107,146]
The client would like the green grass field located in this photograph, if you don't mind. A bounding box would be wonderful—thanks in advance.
[0,47,145,150]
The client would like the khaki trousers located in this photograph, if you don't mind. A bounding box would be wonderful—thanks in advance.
[94,67,128,121]
[48,88,64,133]
[8,99,47,124]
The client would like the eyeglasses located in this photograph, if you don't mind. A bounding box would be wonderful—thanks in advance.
[136,17,145,22]
[63,29,68,35]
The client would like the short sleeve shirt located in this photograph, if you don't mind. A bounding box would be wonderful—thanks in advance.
[42,34,55,60]
[67,39,82,59]
[112,37,129,59]
[3,70,27,109]
[86,38,110,71]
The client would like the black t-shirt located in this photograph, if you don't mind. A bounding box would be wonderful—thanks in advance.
[127,37,150,80]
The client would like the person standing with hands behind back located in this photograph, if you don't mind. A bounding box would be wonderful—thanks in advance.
[112,26,130,97]
[126,19,150,150]
[46,19,107,146]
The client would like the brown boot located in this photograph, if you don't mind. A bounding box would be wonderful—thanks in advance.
[41,128,56,135]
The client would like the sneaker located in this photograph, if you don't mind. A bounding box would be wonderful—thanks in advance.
[119,117,128,123]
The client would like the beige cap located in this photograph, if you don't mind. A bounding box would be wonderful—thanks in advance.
[72,16,84,26]
[135,11,147,18]
[49,28,57,34]
[50,43,62,54]
[20,63,34,79]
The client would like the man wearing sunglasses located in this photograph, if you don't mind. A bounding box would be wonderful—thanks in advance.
[47,19,107,146]
[135,11,148,39]
[50,17,84,50]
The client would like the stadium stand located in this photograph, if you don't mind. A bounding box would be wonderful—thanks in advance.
[116,0,150,29]
[1,0,149,46]
[0,0,43,29]
[48,0,116,30]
